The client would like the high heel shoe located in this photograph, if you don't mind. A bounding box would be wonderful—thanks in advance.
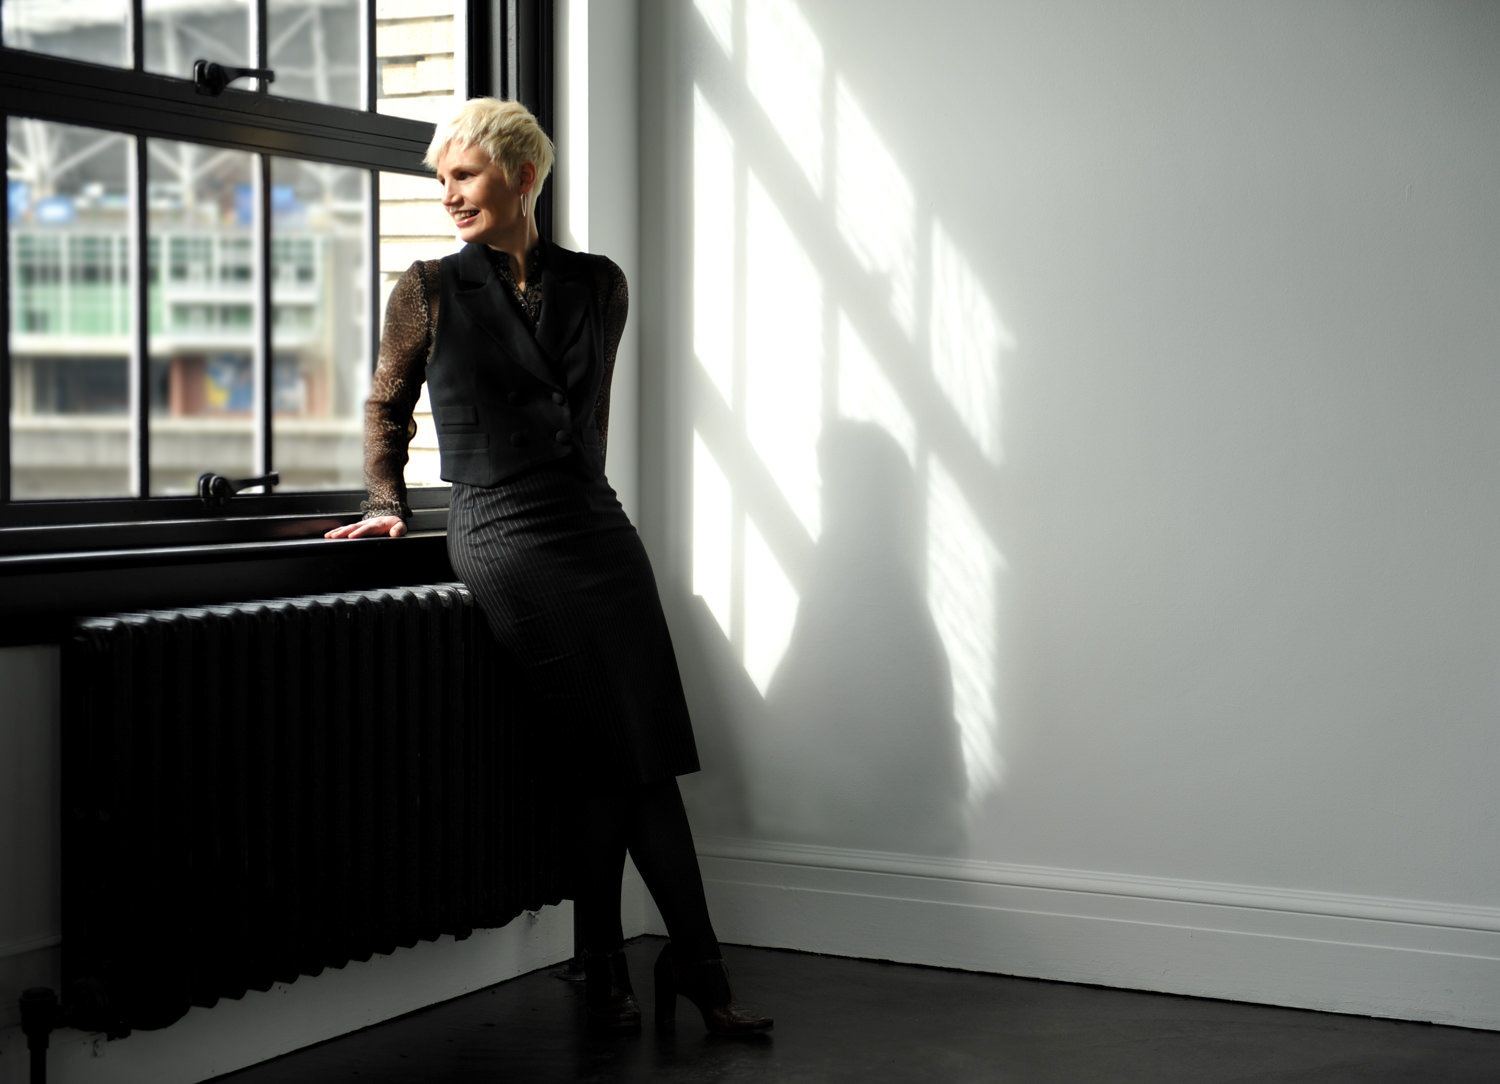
[653,942,773,1035]
[583,950,641,1030]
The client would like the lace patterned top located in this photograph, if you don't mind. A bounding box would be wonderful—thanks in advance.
[360,242,629,520]
[485,241,546,328]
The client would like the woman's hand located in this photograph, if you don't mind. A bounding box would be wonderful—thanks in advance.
[325,515,407,540]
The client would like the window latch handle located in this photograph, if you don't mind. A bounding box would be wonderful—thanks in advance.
[197,471,280,508]
[193,60,276,96]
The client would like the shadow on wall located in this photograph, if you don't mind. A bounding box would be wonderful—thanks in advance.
[661,0,1014,856]
[753,422,964,854]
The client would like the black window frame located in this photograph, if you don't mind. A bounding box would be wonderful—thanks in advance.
[0,0,554,566]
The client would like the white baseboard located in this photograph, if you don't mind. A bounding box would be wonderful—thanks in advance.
[688,836,1500,1032]
[0,905,575,1084]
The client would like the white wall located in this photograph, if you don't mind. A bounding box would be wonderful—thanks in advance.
[636,0,1500,1028]
[0,647,61,1036]
[556,0,644,518]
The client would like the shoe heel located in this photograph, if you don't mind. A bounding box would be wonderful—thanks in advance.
[652,942,772,1035]
[582,950,641,1030]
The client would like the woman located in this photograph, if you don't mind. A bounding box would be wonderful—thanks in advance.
[326,98,770,1036]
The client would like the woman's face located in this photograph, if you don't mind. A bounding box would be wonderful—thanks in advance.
[434,142,525,248]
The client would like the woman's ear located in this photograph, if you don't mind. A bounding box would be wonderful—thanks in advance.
[518,161,537,194]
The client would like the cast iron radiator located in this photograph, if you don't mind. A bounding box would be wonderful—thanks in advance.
[58,582,567,1037]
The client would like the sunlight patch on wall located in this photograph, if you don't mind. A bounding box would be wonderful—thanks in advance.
[746,171,823,539]
[931,218,1012,467]
[926,456,1006,805]
[746,0,824,196]
[836,310,918,465]
[693,431,735,641]
[680,1,1019,835]
[835,78,916,339]
[693,86,736,407]
[743,515,801,696]
[693,0,734,58]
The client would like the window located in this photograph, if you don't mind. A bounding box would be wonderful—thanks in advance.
[0,0,552,553]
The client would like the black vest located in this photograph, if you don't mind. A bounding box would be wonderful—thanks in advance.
[425,241,608,487]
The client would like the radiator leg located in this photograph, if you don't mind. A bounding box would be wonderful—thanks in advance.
[19,987,59,1084]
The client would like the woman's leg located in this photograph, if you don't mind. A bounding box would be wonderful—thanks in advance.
[571,789,630,954]
[624,778,720,962]
[628,779,772,1033]
[570,787,645,1027]
[574,777,720,959]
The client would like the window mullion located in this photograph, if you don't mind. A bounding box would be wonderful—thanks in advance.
[1,112,10,505]
[255,155,273,482]
[465,0,506,100]
[252,0,268,92]
[367,167,380,377]
[0,51,434,172]
[130,0,145,72]
[500,0,519,101]
[131,135,150,498]
[363,0,377,113]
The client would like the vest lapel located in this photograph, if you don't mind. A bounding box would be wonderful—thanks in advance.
[450,242,560,389]
[536,244,591,377]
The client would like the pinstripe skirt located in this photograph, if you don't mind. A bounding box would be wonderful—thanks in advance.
[446,464,701,785]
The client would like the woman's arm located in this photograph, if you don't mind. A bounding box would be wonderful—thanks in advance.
[592,258,628,460]
[326,261,435,540]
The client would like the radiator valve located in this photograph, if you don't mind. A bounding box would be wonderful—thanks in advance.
[20,987,61,1077]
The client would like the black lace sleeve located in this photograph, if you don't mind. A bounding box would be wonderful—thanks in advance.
[362,260,439,520]
[592,257,629,459]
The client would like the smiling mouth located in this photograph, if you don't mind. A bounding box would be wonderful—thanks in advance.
[454,210,479,224]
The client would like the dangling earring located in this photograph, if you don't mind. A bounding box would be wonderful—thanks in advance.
[520,192,529,219]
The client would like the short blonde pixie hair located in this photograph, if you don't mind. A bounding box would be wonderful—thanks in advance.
[425,97,555,201]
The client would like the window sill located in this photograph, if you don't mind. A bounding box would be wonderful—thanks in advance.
[0,514,456,643]
[0,505,448,556]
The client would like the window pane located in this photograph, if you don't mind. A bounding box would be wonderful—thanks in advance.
[268,0,362,110]
[7,118,134,500]
[147,139,256,496]
[378,169,454,488]
[145,0,251,83]
[377,0,462,123]
[2,0,129,67]
[269,158,366,490]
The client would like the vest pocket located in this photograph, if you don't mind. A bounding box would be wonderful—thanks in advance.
[435,404,479,427]
[440,431,489,450]
[435,404,485,450]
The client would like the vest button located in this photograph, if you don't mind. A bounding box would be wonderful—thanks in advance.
[555,430,571,444]
[552,392,566,405]
[510,432,530,448]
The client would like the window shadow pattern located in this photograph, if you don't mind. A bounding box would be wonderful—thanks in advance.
[657,0,1015,856]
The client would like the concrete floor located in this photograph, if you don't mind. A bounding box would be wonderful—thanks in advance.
[208,936,1500,1083]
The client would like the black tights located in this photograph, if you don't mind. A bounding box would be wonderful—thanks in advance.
[572,778,720,962]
